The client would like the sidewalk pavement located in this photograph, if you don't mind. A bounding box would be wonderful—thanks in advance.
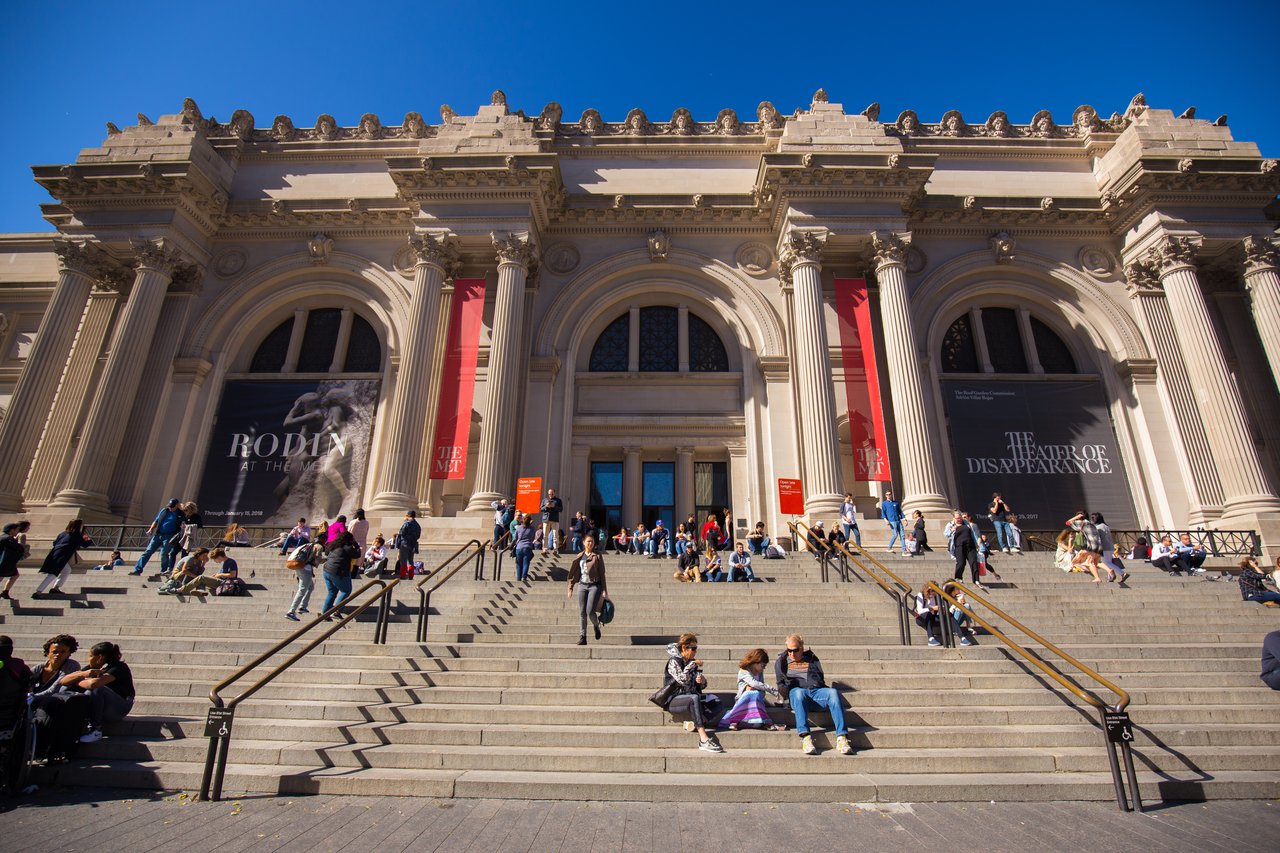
[3,788,1278,852]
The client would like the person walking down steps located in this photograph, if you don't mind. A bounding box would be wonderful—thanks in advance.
[567,534,609,645]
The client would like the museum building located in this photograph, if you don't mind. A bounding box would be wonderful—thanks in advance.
[1,89,1278,543]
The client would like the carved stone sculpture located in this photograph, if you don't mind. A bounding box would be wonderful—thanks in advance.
[314,114,339,140]
[402,112,428,138]
[1124,93,1148,119]
[440,104,458,123]
[939,110,968,137]
[895,110,921,136]
[813,88,829,104]
[622,108,653,136]
[861,103,880,121]
[536,102,562,131]
[491,90,507,107]
[358,113,382,139]
[669,108,696,135]
[106,122,121,136]
[984,111,1013,137]
[229,109,255,141]
[181,98,204,126]
[271,115,297,142]
[756,101,782,130]
[308,233,334,265]
[580,109,605,135]
[648,229,670,262]
[137,113,153,127]
[1029,110,1057,138]
[990,231,1015,264]
[714,108,741,135]
[1072,105,1101,136]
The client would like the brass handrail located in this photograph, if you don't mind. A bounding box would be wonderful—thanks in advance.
[416,540,485,643]
[830,539,914,645]
[492,529,513,580]
[925,579,1142,811]
[198,576,400,801]
[787,520,834,581]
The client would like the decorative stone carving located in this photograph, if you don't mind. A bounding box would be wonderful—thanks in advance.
[813,88,829,104]
[308,233,334,265]
[1262,159,1278,174]
[1078,245,1118,279]
[271,199,286,216]
[1243,236,1280,274]
[895,110,921,136]
[1147,235,1200,274]
[802,153,814,167]
[871,232,908,268]
[736,241,773,277]
[52,239,110,279]
[1214,115,1228,126]
[357,113,383,139]
[491,90,507,107]
[1029,110,1057,138]
[1124,92,1148,120]
[780,231,826,271]
[861,103,880,121]
[939,110,969,137]
[137,113,153,127]
[887,153,902,169]
[314,114,339,140]
[990,231,1016,264]
[573,109,602,135]
[346,198,361,212]
[983,111,1013,137]
[1178,158,1196,174]
[106,122,121,136]
[904,245,928,275]
[1123,260,1162,296]
[440,104,458,123]
[212,247,247,278]
[492,232,534,268]
[401,111,428,138]
[181,98,204,126]
[622,108,654,135]
[1178,106,1196,120]
[130,238,186,277]
[613,194,625,209]
[1071,105,1101,137]
[391,244,416,278]
[648,229,670,262]
[713,108,741,135]
[270,115,297,141]
[668,108,696,135]
[756,101,782,130]
[407,231,458,272]
[536,102,562,131]
[691,194,705,208]
[543,242,580,274]
[139,163,155,179]
[228,109,255,141]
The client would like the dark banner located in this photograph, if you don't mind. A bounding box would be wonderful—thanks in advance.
[198,379,380,527]
[942,379,1136,528]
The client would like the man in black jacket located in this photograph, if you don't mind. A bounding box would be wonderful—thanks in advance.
[775,633,852,755]
[394,510,421,573]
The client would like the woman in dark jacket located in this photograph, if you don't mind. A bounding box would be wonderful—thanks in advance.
[34,519,93,597]
[911,510,931,552]
[566,534,608,645]
[320,531,360,618]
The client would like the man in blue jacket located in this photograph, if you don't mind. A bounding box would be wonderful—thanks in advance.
[775,633,852,756]
[878,489,907,556]
[130,498,184,575]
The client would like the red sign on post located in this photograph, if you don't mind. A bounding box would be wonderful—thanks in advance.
[778,478,805,516]
[515,477,542,515]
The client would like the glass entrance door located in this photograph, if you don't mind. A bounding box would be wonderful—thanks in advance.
[695,461,731,539]
[642,461,674,530]
[589,461,622,542]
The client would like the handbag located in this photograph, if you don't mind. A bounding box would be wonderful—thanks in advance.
[599,598,615,624]
[648,679,680,709]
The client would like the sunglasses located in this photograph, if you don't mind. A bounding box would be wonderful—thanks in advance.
[787,647,804,654]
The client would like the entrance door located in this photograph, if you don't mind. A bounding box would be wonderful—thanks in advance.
[695,461,731,535]
[642,461,675,529]
[588,461,623,541]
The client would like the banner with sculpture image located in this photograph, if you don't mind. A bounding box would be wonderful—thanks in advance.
[834,278,892,481]
[428,278,488,480]
[942,379,1137,528]
[197,379,380,527]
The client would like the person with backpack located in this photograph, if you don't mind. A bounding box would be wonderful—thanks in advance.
[393,510,421,575]
[661,632,724,752]
[489,500,513,550]
[284,539,322,621]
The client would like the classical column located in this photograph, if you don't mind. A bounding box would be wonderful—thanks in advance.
[1124,260,1224,520]
[50,239,193,517]
[0,240,120,512]
[1146,236,1280,517]
[369,232,456,512]
[622,446,642,526]
[329,308,354,372]
[1242,237,1280,395]
[467,233,534,510]
[675,446,694,521]
[873,233,952,516]
[780,231,842,520]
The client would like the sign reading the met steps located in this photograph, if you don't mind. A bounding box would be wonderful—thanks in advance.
[943,380,1136,528]
[198,379,380,527]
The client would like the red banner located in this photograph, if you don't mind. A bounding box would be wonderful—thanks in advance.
[778,478,805,516]
[834,278,892,481]
[428,278,487,480]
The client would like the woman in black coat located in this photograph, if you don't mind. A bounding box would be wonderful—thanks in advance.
[34,520,93,597]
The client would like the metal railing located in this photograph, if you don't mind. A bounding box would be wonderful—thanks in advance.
[197,577,399,801]
[785,521,836,582]
[925,579,1142,812]
[1020,528,1260,557]
[416,540,486,643]
[491,529,512,581]
[82,524,291,552]
[831,539,915,646]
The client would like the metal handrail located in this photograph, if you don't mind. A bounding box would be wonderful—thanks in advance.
[786,520,835,582]
[198,576,400,801]
[416,540,486,643]
[925,579,1142,811]
[829,539,914,645]
[492,529,513,580]
[1017,528,1260,558]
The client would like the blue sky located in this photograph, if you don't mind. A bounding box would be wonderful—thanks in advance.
[1,0,1275,233]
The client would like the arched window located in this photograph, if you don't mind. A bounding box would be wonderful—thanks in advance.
[587,306,731,373]
[940,309,1078,375]
[249,308,382,374]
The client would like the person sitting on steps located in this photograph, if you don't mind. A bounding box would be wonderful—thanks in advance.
[915,587,943,647]
[775,633,852,755]
[663,632,723,752]
[721,648,786,731]
[1237,557,1280,607]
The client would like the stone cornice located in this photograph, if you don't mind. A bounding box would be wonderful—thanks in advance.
[1099,157,1280,233]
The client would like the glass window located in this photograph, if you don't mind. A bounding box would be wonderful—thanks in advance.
[642,461,675,530]
[249,317,293,373]
[688,313,729,372]
[981,308,1028,373]
[638,307,678,372]
[695,461,731,539]
[940,315,979,373]
[589,314,629,372]
[344,314,382,372]
[296,309,342,372]
[588,461,623,543]
[1032,317,1078,374]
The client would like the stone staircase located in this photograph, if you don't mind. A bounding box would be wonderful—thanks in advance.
[2,542,1278,803]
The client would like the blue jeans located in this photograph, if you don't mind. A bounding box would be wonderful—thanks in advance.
[788,686,846,737]
[992,520,1012,551]
[747,537,769,555]
[281,533,306,554]
[729,562,756,581]
[648,539,670,557]
[322,571,352,614]
[675,540,689,556]
[514,547,533,581]
[571,535,584,553]
[1246,591,1280,605]
[706,569,726,582]
[842,524,862,547]
[132,533,169,573]
[886,521,905,553]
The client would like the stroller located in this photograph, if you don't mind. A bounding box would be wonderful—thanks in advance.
[0,642,36,797]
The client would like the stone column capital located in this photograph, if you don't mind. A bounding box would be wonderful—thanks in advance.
[128,237,189,278]
[407,230,459,275]
[1123,260,1164,298]
[1243,236,1280,278]
[779,230,826,285]
[1145,235,1201,277]
[872,231,911,270]
[52,237,130,288]
[491,231,536,270]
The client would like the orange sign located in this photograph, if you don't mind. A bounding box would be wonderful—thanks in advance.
[515,477,542,515]
[778,478,804,516]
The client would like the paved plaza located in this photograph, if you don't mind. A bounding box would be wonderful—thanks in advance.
[2,788,1278,852]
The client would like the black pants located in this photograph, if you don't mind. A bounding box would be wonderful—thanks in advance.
[954,544,979,582]
[1153,555,1189,573]
[915,612,940,642]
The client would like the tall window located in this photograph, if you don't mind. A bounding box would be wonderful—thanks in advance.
[587,307,730,373]
[249,308,382,374]
[940,309,1078,375]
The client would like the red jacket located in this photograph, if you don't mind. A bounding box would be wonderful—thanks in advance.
[701,521,723,547]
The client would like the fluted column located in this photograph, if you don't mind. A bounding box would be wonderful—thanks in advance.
[0,240,121,512]
[1146,236,1280,516]
[369,232,456,512]
[1124,260,1224,519]
[873,233,952,516]
[1243,237,1280,395]
[467,233,534,510]
[623,446,642,526]
[675,446,694,521]
[780,231,842,520]
[50,239,193,517]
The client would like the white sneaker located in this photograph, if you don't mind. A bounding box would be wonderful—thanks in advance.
[1012,548,1021,554]
[801,734,817,754]
[1002,548,1011,554]
[836,735,853,755]
[79,729,104,744]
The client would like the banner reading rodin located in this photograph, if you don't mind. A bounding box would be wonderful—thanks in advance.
[942,379,1136,528]
[198,379,380,527]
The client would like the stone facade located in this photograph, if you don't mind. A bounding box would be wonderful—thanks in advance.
[1,91,1278,543]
